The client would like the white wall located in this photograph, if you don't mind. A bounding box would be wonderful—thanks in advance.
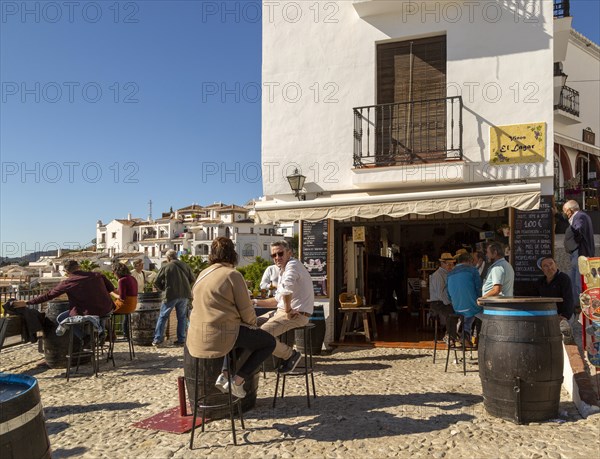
[556,31,600,142]
[262,0,554,197]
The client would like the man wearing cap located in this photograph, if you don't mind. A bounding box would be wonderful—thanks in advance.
[429,252,456,329]
[480,242,514,298]
[536,256,574,344]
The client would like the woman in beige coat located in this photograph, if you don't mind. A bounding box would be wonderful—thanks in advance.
[186,237,276,398]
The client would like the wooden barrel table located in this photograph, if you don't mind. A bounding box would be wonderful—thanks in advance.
[131,292,162,346]
[0,374,51,459]
[478,297,564,424]
[183,346,259,419]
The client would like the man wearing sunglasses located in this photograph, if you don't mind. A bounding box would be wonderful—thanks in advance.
[252,240,314,374]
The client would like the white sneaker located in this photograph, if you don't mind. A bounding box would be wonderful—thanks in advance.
[215,374,228,393]
[228,381,246,399]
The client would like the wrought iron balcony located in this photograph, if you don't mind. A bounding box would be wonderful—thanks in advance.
[353,96,462,168]
[554,0,570,18]
[555,86,579,116]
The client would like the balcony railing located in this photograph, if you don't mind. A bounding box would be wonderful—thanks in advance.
[553,0,570,18]
[353,96,463,168]
[555,86,579,116]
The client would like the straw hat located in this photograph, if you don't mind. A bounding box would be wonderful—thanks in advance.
[454,248,468,258]
[439,253,456,262]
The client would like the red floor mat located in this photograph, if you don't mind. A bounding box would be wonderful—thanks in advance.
[132,406,206,434]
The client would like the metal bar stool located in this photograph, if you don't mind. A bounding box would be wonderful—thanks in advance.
[445,314,467,375]
[432,315,440,363]
[99,314,116,367]
[189,349,244,448]
[113,313,135,360]
[273,323,317,408]
[65,319,99,381]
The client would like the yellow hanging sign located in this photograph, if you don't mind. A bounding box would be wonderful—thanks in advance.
[490,122,546,164]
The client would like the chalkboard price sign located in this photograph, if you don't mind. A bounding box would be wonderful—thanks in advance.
[301,220,328,297]
[512,195,554,295]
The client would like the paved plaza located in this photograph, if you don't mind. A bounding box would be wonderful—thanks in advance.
[1,342,598,458]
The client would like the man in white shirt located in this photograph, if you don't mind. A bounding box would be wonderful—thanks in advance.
[429,252,455,327]
[260,264,279,291]
[131,259,155,292]
[253,241,314,374]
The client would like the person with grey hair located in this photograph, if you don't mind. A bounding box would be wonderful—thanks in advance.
[480,242,514,299]
[131,258,156,292]
[152,249,195,346]
[562,199,595,302]
[252,240,314,374]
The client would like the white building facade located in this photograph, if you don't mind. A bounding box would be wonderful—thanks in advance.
[255,1,592,346]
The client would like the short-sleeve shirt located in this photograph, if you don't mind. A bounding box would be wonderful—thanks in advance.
[482,258,514,296]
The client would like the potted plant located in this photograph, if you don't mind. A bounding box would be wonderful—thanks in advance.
[564,174,582,198]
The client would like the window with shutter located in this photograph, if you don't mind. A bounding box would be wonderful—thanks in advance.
[376,36,447,165]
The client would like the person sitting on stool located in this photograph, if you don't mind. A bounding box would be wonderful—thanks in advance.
[14,259,115,344]
[253,241,314,374]
[187,237,276,398]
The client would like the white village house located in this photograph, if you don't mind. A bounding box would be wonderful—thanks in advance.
[254,0,600,347]
[96,203,289,267]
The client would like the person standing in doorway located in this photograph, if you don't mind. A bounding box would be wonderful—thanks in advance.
[152,250,195,347]
[473,250,489,282]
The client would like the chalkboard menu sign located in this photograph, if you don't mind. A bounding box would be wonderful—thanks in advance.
[512,195,554,296]
[301,220,328,297]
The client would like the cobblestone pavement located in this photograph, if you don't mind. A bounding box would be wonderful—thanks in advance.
[1,342,598,459]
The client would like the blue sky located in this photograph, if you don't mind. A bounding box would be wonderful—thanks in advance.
[1,1,599,258]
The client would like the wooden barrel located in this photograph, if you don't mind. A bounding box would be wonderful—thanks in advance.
[43,300,81,368]
[131,292,162,346]
[478,297,564,424]
[295,305,326,355]
[0,374,51,459]
[183,346,259,419]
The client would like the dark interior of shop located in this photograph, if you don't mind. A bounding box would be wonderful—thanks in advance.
[333,215,508,347]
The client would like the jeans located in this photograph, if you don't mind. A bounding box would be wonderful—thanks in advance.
[569,249,582,304]
[222,325,276,381]
[153,298,189,344]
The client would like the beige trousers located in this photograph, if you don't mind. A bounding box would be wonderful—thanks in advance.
[258,309,309,359]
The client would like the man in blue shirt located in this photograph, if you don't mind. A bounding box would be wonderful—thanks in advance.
[481,242,514,298]
[448,252,483,345]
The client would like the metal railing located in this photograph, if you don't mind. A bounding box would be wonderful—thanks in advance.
[353,96,463,167]
[553,0,570,18]
[555,86,580,116]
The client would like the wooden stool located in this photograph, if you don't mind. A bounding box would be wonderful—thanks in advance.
[339,307,378,343]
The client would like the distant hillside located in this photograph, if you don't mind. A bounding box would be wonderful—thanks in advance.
[0,249,82,266]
